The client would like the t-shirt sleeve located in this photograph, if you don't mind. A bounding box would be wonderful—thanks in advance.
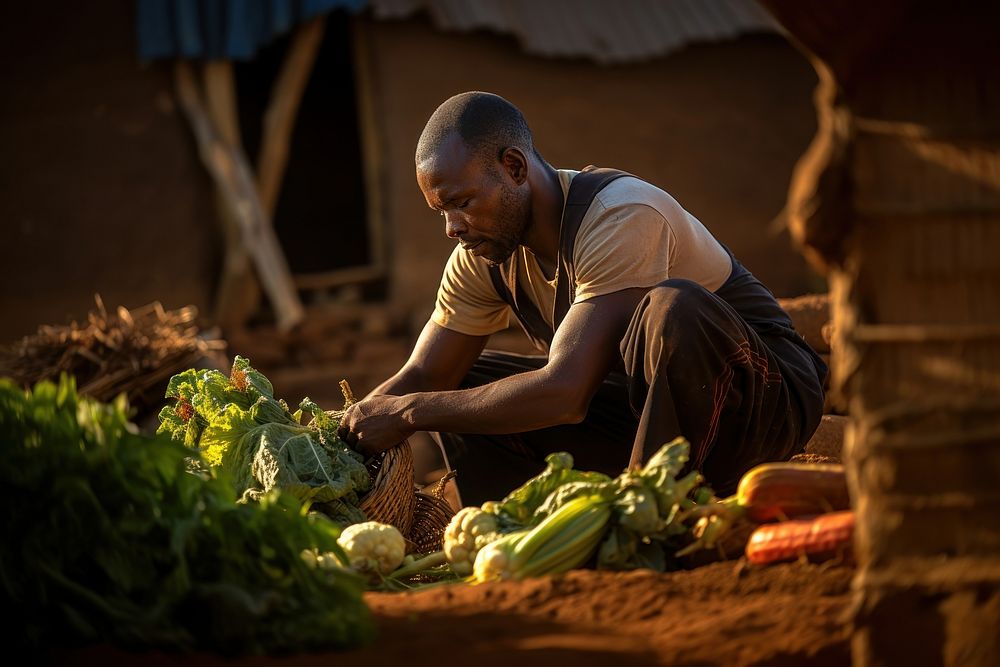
[431,245,511,336]
[573,201,675,302]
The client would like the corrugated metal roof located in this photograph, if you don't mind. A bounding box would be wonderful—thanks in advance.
[369,0,781,64]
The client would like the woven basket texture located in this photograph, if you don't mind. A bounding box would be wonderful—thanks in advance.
[359,439,417,537]
[408,471,457,554]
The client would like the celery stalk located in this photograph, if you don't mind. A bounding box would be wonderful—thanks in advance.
[472,495,611,580]
[519,505,610,578]
[509,495,606,569]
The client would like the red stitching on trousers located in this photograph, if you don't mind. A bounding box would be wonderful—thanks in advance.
[700,362,734,467]
[698,341,781,467]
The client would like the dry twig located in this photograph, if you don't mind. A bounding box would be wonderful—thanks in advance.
[0,296,226,415]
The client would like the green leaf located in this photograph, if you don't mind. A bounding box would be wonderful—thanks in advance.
[252,430,364,504]
[313,498,367,526]
[638,437,693,514]
[0,375,374,653]
[198,402,262,469]
[533,478,615,519]
[231,354,274,400]
[641,437,690,479]
[493,452,612,526]
[613,483,662,534]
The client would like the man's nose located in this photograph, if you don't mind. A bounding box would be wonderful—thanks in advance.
[444,212,467,238]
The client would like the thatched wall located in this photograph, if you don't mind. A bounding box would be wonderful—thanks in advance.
[763,1,1000,663]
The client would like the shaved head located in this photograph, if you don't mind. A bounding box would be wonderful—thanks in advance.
[416,91,537,169]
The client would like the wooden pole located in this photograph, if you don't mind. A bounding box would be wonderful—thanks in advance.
[257,16,327,218]
[203,61,242,147]
[174,61,304,333]
[201,60,260,332]
[208,18,326,326]
[351,16,388,275]
[760,3,1000,664]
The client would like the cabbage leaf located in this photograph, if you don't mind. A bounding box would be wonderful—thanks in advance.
[158,356,370,524]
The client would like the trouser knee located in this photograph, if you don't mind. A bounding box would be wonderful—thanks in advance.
[635,279,718,337]
[620,278,738,378]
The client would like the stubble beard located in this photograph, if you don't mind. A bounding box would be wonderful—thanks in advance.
[481,182,531,267]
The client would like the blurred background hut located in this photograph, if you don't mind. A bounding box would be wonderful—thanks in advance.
[0,0,824,402]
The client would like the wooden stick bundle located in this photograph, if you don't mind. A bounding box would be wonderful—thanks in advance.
[0,296,225,413]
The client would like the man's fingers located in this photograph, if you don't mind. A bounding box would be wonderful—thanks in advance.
[338,404,356,440]
[359,439,380,459]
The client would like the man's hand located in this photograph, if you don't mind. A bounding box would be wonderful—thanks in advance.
[337,394,415,458]
[389,287,651,436]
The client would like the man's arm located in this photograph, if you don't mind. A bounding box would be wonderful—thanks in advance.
[368,318,490,397]
[339,287,650,455]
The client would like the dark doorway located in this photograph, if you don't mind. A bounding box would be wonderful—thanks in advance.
[234,12,369,278]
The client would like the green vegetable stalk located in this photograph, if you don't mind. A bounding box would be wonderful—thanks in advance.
[473,495,611,582]
[0,376,373,653]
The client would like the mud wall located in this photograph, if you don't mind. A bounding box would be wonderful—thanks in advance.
[0,1,219,343]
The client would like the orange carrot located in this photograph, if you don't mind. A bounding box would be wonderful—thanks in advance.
[745,510,855,565]
[737,462,850,522]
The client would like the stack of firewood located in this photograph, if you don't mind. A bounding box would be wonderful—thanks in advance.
[0,295,226,419]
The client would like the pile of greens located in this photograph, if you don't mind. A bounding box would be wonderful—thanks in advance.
[491,438,712,572]
[157,356,370,525]
[0,376,373,654]
[436,437,731,584]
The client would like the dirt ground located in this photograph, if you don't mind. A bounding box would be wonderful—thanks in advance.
[62,560,853,666]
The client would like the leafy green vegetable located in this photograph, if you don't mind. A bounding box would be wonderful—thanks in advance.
[0,376,373,653]
[595,437,707,571]
[453,439,713,581]
[157,356,370,523]
[492,452,612,526]
[429,437,721,581]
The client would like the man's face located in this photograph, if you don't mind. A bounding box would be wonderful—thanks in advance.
[416,133,531,266]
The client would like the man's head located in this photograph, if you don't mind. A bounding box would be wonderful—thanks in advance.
[415,92,538,266]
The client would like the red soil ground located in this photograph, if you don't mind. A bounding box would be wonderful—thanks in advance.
[64,560,854,666]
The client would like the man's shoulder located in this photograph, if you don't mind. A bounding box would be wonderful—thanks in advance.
[592,173,672,211]
[561,167,690,234]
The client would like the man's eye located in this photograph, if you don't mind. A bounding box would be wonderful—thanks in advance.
[457,199,471,209]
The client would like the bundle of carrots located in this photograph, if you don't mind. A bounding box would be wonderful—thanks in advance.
[725,463,854,566]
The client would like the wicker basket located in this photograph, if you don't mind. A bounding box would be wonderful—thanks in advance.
[407,471,457,554]
[334,382,455,550]
[359,439,418,538]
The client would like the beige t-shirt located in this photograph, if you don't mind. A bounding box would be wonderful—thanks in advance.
[432,169,732,337]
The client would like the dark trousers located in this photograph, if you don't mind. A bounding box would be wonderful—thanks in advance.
[435,278,827,506]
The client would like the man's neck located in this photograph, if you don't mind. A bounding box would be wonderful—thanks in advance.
[520,162,563,267]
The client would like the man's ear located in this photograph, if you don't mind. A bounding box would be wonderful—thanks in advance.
[500,147,528,186]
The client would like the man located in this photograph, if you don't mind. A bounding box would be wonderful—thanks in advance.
[338,91,826,506]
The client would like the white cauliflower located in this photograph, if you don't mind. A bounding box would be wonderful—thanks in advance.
[337,521,406,575]
[472,531,523,582]
[443,506,500,576]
